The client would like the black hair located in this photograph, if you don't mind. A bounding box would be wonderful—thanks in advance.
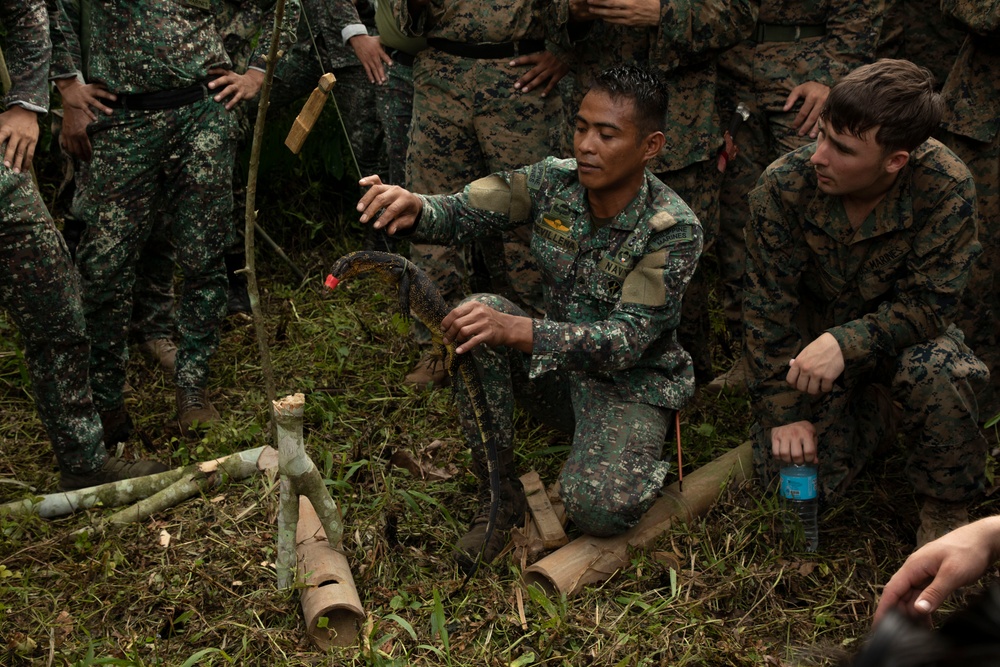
[589,64,669,139]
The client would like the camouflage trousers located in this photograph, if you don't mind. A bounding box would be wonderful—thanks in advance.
[73,97,235,410]
[374,58,415,188]
[751,327,989,503]
[715,41,821,346]
[0,158,105,474]
[452,294,674,537]
[658,159,722,382]
[941,128,1000,420]
[407,48,561,320]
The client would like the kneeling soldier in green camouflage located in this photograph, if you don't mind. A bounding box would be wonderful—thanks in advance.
[356,65,703,571]
[744,59,989,548]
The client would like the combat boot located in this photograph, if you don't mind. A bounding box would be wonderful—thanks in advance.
[60,456,169,491]
[455,446,526,574]
[139,338,177,374]
[917,497,969,548]
[705,357,749,394]
[177,387,220,437]
[403,352,450,389]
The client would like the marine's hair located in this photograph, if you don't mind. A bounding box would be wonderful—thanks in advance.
[821,58,943,153]
[589,64,669,139]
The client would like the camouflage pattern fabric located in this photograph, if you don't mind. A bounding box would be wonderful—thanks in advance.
[395,0,573,319]
[567,0,756,379]
[452,294,672,536]
[716,0,884,350]
[744,139,987,501]
[129,221,177,343]
[374,59,415,188]
[2,0,50,111]
[877,0,964,89]
[414,156,700,534]
[73,96,236,410]
[937,0,1000,420]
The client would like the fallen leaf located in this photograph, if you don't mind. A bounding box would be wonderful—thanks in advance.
[53,610,74,647]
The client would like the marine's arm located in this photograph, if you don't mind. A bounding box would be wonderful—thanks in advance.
[1,0,51,171]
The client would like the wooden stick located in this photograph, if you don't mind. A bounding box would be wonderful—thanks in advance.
[284,73,336,154]
[520,471,568,550]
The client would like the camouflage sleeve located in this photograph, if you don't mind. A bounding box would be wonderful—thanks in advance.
[744,176,814,429]
[820,0,884,85]
[327,0,367,44]
[45,0,81,80]
[651,0,757,66]
[389,0,426,36]
[542,0,573,58]
[3,0,52,112]
[248,0,301,71]
[940,0,1000,34]
[531,225,702,375]
[826,174,980,371]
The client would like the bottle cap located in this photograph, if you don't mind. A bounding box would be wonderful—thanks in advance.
[324,274,340,289]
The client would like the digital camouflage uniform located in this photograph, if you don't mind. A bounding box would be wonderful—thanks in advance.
[876,0,964,89]
[570,0,756,380]
[937,0,1000,420]
[373,0,425,187]
[744,140,988,503]
[716,0,884,350]
[393,0,573,320]
[48,0,296,413]
[412,157,702,534]
[0,0,105,475]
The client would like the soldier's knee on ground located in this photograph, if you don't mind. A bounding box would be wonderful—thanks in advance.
[560,480,647,537]
[458,292,526,316]
[892,330,990,409]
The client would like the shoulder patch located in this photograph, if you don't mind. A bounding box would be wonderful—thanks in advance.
[648,211,677,232]
[527,161,547,192]
[468,174,530,222]
[658,224,695,245]
[621,249,668,307]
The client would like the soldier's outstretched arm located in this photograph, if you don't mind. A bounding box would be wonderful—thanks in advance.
[357,175,424,235]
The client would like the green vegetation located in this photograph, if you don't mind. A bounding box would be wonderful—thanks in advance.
[1,104,998,666]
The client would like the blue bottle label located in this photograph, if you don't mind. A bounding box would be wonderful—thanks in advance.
[780,469,818,500]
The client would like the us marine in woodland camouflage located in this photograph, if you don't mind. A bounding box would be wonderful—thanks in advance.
[743,60,988,547]
[391,0,573,383]
[715,0,884,386]
[1,0,165,489]
[568,0,756,383]
[937,0,1000,421]
[48,0,298,436]
[356,66,702,570]
[877,0,964,89]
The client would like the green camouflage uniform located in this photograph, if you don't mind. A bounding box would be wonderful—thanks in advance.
[412,157,702,535]
[48,0,296,412]
[877,0,964,89]
[716,0,884,350]
[1,0,106,475]
[569,0,756,380]
[937,0,1000,420]
[744,140,988,503]
[393,0,572,320]
[373,0,424,187]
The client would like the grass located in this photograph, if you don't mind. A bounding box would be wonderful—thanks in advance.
[2,113,1000,666]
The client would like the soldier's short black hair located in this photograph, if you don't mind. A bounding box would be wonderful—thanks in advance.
[589,65,668,140]
[821,59,943,154]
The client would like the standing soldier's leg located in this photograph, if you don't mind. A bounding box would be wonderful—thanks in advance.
[375,58,416,188]
[131,219,177,373]
[169,99,236,434]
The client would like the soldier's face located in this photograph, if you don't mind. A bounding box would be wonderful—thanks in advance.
[574,91,650,199]
[810,120,905,200]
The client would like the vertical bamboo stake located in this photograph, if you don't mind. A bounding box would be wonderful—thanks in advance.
[243,0,287,413]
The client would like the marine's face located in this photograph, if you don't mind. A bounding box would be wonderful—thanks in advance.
[809,120,897,199]
[573,91,649,198]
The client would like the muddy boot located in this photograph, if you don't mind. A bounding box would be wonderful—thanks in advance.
[455,446,526,575]
[176,387,221,437]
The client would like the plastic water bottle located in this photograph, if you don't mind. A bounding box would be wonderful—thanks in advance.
[780,464,819,552]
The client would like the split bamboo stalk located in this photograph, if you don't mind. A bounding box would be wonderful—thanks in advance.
[523,441,752,597]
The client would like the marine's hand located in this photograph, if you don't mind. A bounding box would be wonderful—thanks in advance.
[54,78,114,162]
[786,332,844,395]
[874,516,1000,626]
[783,81,830,138]
[512,51,569,97]
[208,68,264,110]
[0,106,41,173]
[349,35,391,84]
[770,420,818,465]
[356,175,423,235]
[585,0,660,26]
[441,301,533,354]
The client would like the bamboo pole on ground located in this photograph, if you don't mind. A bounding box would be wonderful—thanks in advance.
[0,447,275,519]
[522,441,753,597]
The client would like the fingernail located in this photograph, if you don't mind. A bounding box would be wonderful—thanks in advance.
[915,599,932,613]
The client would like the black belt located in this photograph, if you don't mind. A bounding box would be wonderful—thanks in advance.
[108,77,219,111]
[972,33,1000,54]
[753,23,826,43]
[386,48,416,68]
[427,38,545,59]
